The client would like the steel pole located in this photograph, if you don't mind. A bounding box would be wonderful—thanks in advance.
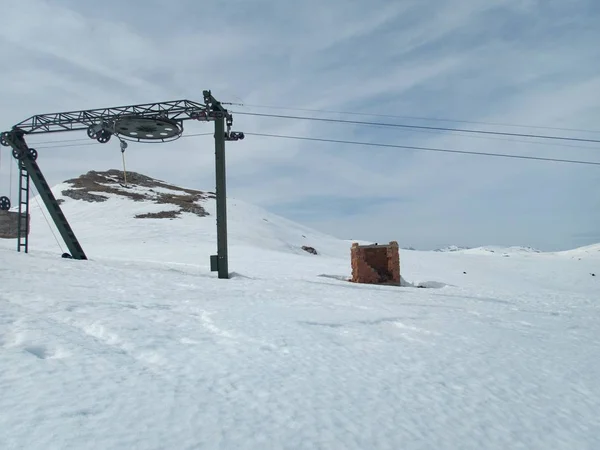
[214,116,229,279]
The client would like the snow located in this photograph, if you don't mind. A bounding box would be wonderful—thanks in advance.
[434,245,471,252]
[557,243,600,259]
[1,181,599,449]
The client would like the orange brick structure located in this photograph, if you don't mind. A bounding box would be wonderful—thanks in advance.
[351,241,400,285]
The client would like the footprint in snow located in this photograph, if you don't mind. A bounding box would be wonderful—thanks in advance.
[24,345,49,359]
[23,345,69,360]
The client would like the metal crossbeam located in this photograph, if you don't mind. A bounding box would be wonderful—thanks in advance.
[12,99,209,134]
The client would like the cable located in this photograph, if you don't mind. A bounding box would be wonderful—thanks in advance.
[32,188,63,253]
[21,129,600,165]
[245,132,600,167]
[237,103,600,135]
[0,147,13,203]
[119,139,129,187]
[26,137,91,145]
[9,153,12,202]
[247,110,600,150]
[27,132,213,150]
[237,109,599,151]
[29,141,102,150]
[19,117,600,155]
[244,112,597,151]
[235,112,600,145]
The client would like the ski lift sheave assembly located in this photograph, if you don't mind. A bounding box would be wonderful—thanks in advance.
[86,114,184,144]
[85,114,185,188]
[0,92,245,279]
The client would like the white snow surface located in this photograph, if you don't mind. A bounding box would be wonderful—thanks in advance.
[1,181,599,449]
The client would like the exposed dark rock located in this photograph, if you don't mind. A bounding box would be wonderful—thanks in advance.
[61,170,210,218]
[302,245,318,255]
[135,210,180,219]
[62,189,109,203]
[155,192,208,217]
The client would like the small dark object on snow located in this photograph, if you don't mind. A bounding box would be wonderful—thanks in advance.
[463,271,467,274]
[302,245,318,255]
[62,253,73,259]
[592,273,596,277]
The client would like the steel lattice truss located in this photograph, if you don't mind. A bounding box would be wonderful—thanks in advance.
[12,99,211,134]
[1,91,243,145]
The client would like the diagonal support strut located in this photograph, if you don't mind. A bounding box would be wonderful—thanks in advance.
[6,130,87,259]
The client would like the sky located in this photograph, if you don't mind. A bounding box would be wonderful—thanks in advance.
[0,0,599,251]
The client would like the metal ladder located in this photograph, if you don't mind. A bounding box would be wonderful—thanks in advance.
[17,162,29,253]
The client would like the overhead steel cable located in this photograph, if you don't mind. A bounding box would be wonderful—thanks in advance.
[235,112,600,145]
[20,130,600,166]
[245,132,600,167]
[27,132,214,149]
[232,103,600,135]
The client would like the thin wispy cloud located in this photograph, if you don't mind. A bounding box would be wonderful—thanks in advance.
[0,0,598,250]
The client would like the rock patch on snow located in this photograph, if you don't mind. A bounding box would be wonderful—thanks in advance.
[61,170,211,219]
[302,245,318,255]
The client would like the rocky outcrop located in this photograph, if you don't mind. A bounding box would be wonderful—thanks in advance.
[61,170,210,219]
[302,245,318,255]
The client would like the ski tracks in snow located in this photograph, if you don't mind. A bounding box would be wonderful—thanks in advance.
[2,250,600,449]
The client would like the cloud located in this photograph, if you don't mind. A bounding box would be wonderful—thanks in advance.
[0,0,598,251]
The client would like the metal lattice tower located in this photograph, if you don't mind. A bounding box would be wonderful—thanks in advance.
[0,91,244,278]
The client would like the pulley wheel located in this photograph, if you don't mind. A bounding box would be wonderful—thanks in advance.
[0,132,9,147]
[114,116,183,142]
[0,196,10,211]
[87,126,98,139]
[96,129,112,143]
[12,148,38,160]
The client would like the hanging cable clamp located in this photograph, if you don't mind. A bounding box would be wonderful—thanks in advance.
[119,138,129,188]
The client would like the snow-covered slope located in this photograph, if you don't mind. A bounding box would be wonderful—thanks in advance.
[556,242,600,259]
[1,170,349,266]
[1,171,599,449]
